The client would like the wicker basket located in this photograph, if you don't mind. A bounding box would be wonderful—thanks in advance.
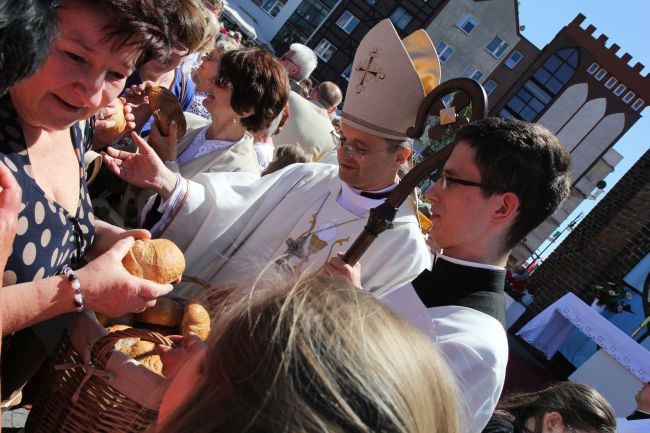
[25,313,172,433]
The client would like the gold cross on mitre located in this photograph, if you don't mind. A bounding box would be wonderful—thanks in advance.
[354,47,385,94]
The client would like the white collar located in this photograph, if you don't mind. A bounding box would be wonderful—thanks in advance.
[435,253,505,271]
[336,181,396,217]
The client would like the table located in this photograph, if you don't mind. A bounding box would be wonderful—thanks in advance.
[517,293,650,416]
[517,292,650,381]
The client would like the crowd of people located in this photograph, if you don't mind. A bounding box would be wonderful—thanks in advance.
[0,0,637,432]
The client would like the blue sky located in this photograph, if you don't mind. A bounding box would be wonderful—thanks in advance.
[518,0,649,259]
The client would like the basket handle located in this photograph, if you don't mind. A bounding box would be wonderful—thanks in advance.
[94,328,173,365]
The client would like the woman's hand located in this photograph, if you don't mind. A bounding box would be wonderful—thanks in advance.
[323,252,362,290]
[123,81,154,131]
[92,97,136,149]
[85,220,151,260]
[0,162,21,280]
[78,236,173,317]
[148,119,178,162]
[156,333,206,379]
[102,131,178,199]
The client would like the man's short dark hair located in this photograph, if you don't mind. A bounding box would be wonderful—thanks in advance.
[0,0,57,92]
[454,117,572,251]
[219,47,290,133]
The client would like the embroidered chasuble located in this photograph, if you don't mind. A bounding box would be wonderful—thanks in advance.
[157,163,430,299]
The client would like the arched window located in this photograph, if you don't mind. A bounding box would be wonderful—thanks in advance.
[500,48,579,121]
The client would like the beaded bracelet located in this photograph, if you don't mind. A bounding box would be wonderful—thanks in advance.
[62,265,84,313]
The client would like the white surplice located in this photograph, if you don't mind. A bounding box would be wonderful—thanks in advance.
[380,282,508,433]
[157,163,430,299]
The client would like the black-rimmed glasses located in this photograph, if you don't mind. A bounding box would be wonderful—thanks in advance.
[439,173,497,191]
[331,131,392,159]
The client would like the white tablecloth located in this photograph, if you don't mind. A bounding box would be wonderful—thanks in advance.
[517,292,650,382]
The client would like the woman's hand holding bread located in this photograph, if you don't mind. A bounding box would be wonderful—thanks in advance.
[77,237,173,317]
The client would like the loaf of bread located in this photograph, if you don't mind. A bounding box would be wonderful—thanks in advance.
[122,239,185,284]
[181,301,211,341]
[107,325,164,376]
[134,297,183,327]
[103,98,127,135]
[146,86,187,139]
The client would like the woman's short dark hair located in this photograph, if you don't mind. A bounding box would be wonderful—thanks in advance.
[219,47,290,133]
[0,0,57,92]
[82,0,174,66]
[496,382,616,433]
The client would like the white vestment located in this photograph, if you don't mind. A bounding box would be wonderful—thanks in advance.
[157,163,429,299]
[380,282,508,433]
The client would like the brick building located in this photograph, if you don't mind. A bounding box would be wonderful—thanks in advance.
[487,14,649,264]
[511,149,650,332]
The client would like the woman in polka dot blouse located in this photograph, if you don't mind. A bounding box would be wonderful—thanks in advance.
[0,0,176,398]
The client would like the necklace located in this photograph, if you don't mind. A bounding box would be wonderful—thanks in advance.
[278,192,363,263]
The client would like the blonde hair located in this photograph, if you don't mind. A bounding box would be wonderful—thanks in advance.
[158,273,460,433]
[172,0,218,54]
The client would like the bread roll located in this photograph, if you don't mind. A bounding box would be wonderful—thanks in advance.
[122,239,185,284]
[106,325,164,376]
[146,86,187,139]
[134,297,183,327]
[103,98,127,135]
[181,301,211,341]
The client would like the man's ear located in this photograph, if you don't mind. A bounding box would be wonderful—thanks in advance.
[541,411,565,433]
[394,147,411,165]
[493,191,519,224]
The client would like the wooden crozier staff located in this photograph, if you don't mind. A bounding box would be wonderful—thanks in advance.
[343,78,488,265]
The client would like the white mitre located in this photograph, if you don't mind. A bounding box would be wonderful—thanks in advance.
[341,19,441,140]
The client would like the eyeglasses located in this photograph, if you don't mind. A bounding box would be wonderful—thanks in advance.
[281,55,298,67]
[438,173,497,191]
[331,131,393,160]
[202,52,219,62]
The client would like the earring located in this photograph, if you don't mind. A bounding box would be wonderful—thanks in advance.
[233,117,238,124]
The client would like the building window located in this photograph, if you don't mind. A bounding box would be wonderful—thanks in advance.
[501,48,578,122]
[594,68,607,81]
[604,77,617,89]
[505,50,523,69]
[336,10,360,34]
[587,62,599,74]
[389,7,413,30]
[256,0,287,17]
[613,83,627,96]
[486,36,509,58]
[456,12,479,34]
[341,63,352,81]
[631,98,645,111]
[436,41,454,64]
[270,0,337,55]
[462,65,483,82]
[314,39,336,61]
[622,90,636,104]
[483,80,497,96]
